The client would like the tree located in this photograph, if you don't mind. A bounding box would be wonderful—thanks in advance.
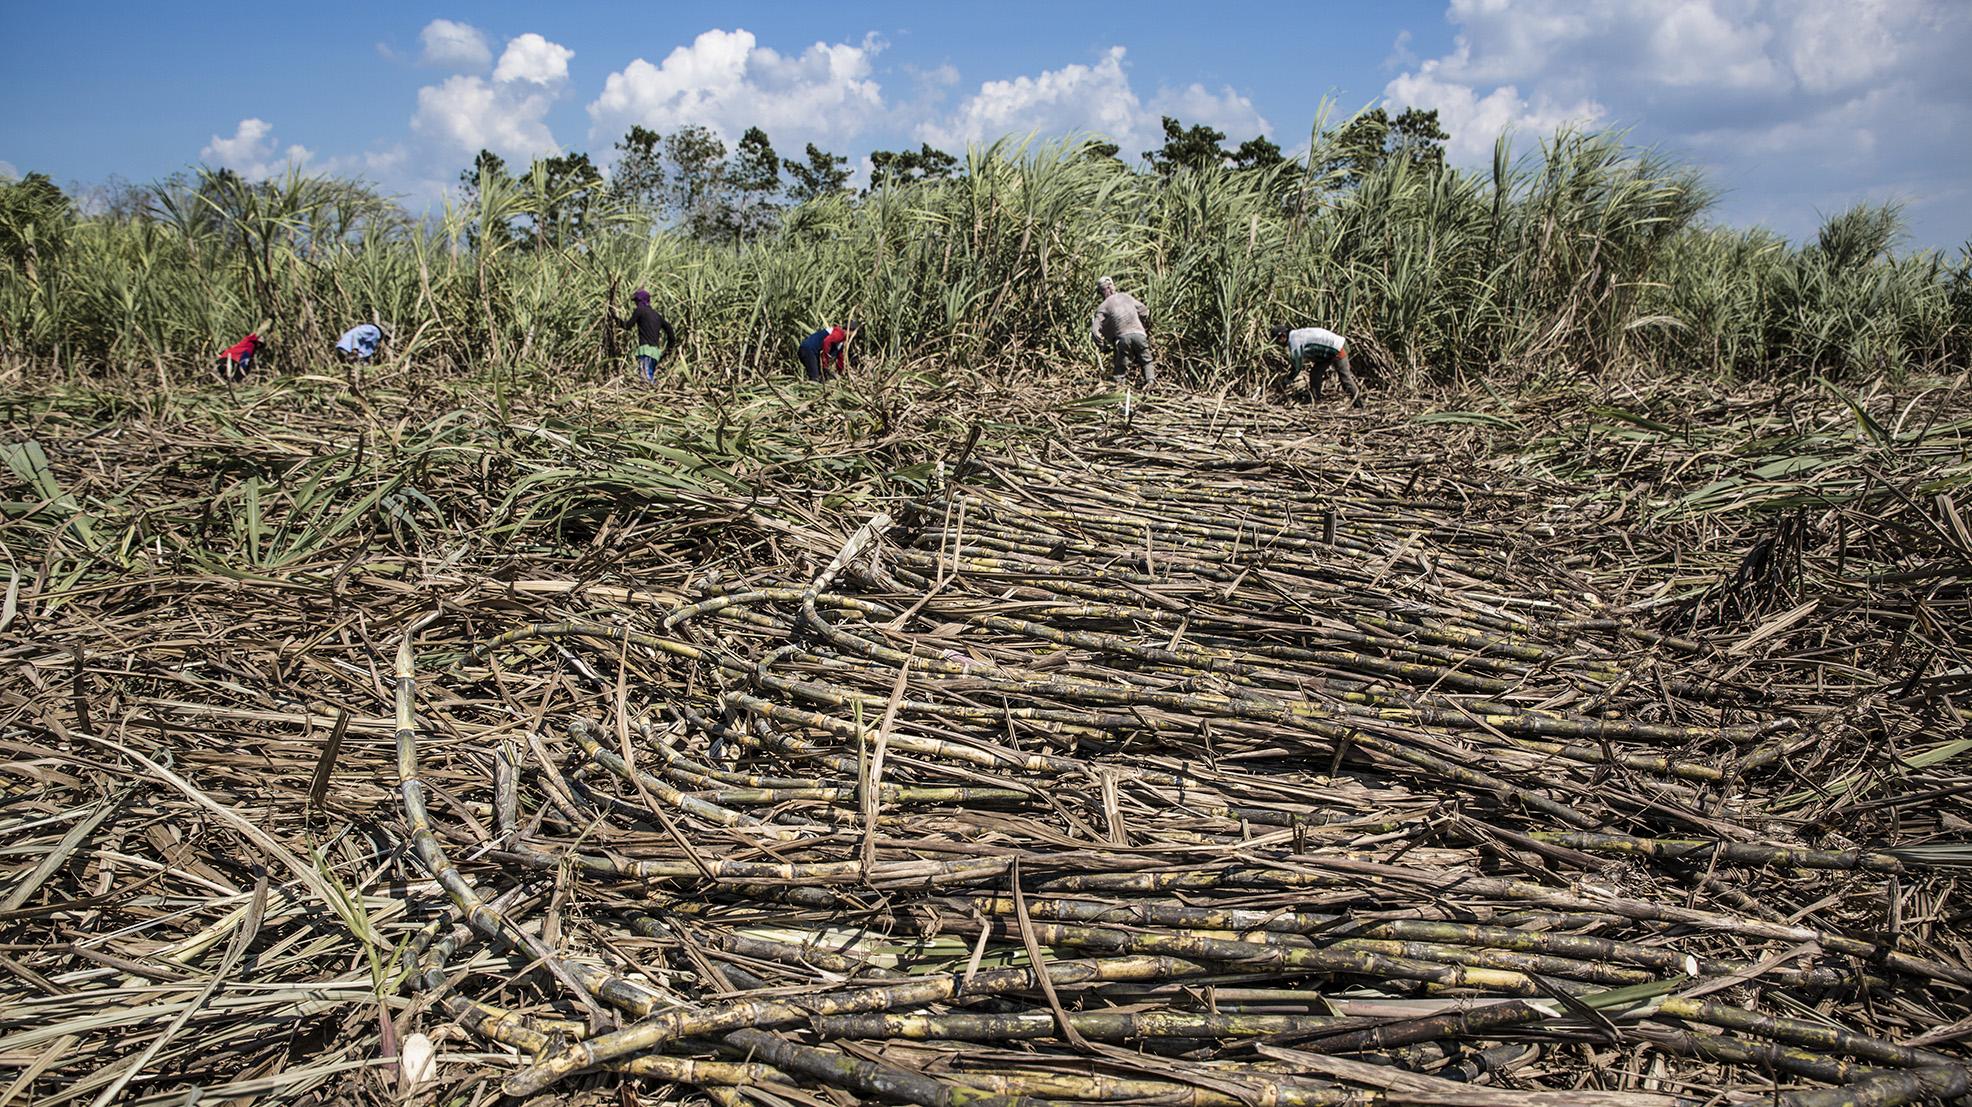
[1148,117,1230,175]
[610,125,666,213]
[1325,107,1449,185]
[457,150,521,248]
[524,152,607,249]
[459,150,512,209]
[1148,117,1284,177]
[867,143,959,190]
[783,143,851,204]
[614,123,786,240]
[1230,136,1285,172]
[664,124,733,240]
[727,126,783,241]
[1329,110,1390,182]
[1080,140,1124,168]
[1388,107,1449,170]
[457,149,608,250]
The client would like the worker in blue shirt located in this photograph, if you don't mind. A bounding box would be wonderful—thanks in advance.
[335,323,384,362]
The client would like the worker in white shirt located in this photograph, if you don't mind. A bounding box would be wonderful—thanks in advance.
[1271,324,1363,407]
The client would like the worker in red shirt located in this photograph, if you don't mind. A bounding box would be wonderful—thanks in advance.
[797,322,857,381]
[219,331,265,379]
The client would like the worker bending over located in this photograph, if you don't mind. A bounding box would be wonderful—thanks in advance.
[1271,324,1363,407]
[336,323,384,362]
[798,323,857,381]
[1091,277,1155,388]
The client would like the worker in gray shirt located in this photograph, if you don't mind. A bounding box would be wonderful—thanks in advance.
[1271,324,1364,407]
[1090,276,1155,388]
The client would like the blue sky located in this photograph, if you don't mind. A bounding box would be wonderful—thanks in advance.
[3,1,1967,248]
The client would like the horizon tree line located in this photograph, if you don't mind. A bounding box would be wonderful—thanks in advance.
[451,109,1452,249]
[7,106,1456,258]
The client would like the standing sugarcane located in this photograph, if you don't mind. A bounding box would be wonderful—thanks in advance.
[601,275,620,366]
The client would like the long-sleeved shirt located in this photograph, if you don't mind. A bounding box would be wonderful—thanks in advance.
[801,326,852,370]
[621,304,678,351]
[336,324,382,359]
[1286,326,1346,372]
[222,334,261,362]
[1090,292,1150,345]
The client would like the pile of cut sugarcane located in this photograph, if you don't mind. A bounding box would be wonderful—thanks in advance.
[5,377,1967,1105]
[394,401,1972,1107]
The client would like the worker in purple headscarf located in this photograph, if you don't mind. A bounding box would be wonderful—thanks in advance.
[612,288,679,381]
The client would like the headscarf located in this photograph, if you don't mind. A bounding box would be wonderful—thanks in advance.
[632,289,650,305]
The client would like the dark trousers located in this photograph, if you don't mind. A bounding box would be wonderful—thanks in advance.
[1294,349,1361,402]
[1317,351,1362,401]
[1110,332,1152,382]
[798,345,824,381]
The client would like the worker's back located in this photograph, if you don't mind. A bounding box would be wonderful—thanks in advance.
[1092,292,1149,342]
[1287,326,1344,352]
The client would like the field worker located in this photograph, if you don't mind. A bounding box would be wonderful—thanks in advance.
[613,289,679,382]
[1090,276,1154,388]
[218,331,264,378]
[798,322,857,381]
[1271,324,1363,407]
[335,323,384,362]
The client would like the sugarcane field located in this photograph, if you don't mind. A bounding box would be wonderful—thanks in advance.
[5,16,1972,1105]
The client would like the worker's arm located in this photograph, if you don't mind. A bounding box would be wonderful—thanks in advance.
[1090,310,1105,347]
[1290,342,1304,376]
[1133,297,1150,331]
[659,314,678,354]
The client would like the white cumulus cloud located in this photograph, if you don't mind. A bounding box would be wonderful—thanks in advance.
[1383,69,1602,164]
[413,76,561,161]
[411,32,574,164]
[921,46,1269,157]
[587,28,885,151]
[419,19,491,70]
[494,32,573,85]
[1147,83,1272,146]
[0,160,18,180]
[921,47,1139,152]
[200,118,312,180]
[1383,0,1972,245]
